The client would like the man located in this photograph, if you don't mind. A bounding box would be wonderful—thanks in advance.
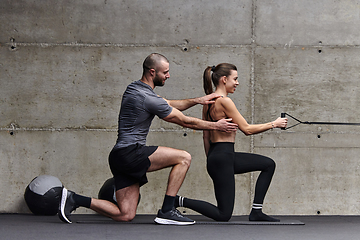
[58,53,238,225]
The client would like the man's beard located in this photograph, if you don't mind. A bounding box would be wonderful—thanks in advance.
[153,75,165,86]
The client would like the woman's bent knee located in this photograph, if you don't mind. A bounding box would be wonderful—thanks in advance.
[269,159,276,170]
[263,157,276,171]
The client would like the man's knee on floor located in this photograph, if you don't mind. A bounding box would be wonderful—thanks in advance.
[112,212,136,222]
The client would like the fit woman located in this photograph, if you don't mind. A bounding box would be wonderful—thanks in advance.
[176,63,287,221]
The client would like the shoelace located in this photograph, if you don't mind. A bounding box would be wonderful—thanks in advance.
[171,208,184,218]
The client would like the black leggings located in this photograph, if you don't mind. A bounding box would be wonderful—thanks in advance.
[183,142,276,221]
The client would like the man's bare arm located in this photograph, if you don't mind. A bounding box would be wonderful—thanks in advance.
[165,93,221,111]
[162,108,238,132]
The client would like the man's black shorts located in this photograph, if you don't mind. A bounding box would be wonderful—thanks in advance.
[108,143,158,190]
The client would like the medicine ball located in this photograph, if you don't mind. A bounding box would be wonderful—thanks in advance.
[24,175,63,215]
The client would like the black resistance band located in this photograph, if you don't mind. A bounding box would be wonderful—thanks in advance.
[280,113,360,130]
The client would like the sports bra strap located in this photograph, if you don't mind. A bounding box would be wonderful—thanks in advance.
[206,104,217,122]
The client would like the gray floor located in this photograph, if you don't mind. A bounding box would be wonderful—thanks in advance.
[1,214,360,240]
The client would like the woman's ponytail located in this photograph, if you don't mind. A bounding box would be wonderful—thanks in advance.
[203,66,213,95]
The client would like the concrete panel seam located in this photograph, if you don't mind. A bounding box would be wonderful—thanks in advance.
[0,128,205,133]
[2,42,253,48]
[149,129,204,133]
[5,42,360,50]
[255,44,360,49]
[0,127,117,132]
[249,0,257,208]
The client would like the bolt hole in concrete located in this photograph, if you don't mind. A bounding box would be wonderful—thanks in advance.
[183,133,187,137]
[317,135,321,138]
[10,37,16,50]
[10,132,14,136]
[318,49,322,53]
[317,211,321,214]
[183,47,188,51]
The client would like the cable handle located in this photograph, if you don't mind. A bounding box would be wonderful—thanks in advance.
[280,113,286,130]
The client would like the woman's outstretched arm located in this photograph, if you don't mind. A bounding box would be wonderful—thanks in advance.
[221,97,287,135]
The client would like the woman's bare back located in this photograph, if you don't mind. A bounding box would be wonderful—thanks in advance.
[203,97,236,143]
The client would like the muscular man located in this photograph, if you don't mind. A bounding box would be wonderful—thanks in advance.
[58,53,238,225]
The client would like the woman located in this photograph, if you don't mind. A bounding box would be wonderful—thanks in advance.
[175,63,287,222]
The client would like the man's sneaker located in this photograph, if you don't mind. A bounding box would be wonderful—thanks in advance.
[58,187,79,224]
[154,208,195,225]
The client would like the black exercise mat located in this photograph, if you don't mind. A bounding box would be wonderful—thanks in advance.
[75,214,304,225]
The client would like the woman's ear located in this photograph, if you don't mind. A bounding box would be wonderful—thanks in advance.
[221,76,227,84]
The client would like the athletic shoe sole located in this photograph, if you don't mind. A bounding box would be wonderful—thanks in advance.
[59,188,72,224]
[154,217,195,225]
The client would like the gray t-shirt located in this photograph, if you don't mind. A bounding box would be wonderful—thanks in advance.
[115,80,173,148]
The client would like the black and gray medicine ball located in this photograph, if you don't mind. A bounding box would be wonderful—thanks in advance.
[24,175,63,215]
[98,177,117,205]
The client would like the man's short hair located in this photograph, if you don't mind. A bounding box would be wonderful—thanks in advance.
[143,53,169,72]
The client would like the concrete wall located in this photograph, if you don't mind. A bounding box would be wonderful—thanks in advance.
[1,0,360,216]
